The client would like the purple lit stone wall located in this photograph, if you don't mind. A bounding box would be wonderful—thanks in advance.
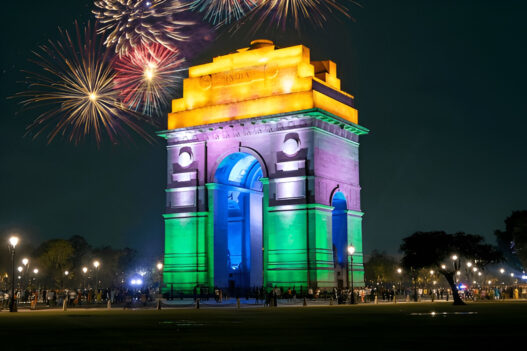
[162,109,367,293]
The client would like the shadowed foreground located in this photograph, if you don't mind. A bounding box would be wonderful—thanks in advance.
[0,302,525,350]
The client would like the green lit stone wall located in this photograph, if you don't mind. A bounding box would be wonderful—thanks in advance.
[264,204,337,290]
[309,205,336,288]
[162,212,209,293]
[162,203,364,294]
[348,211,365,286]
[266,206,309,288]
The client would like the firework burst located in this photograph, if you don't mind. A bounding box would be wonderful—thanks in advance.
[93,0,191,56]
[16,22,154,145]
[244,0,358,30]
[188,0,262,25]
[114,44,185,117]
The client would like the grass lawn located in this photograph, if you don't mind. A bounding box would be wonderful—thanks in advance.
[0,301,525,350]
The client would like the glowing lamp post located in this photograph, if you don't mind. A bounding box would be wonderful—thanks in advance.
[21,257,29,290]
[348,245,356,304]
[8,236,19,312]
[33,268,39,290]
[93,261,100,291]
[396,268,403,295]
[157,262,163,294]
[63,270,69,289]
[82,267,88,290]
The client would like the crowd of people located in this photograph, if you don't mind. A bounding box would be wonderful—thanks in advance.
[2,283,525,310]
[0,287,157,310]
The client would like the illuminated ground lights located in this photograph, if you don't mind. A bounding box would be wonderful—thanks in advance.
[161,41,368,294]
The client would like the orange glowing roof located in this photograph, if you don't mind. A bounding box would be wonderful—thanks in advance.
[168,40,358,130]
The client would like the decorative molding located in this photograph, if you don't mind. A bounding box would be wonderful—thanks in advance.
[158,108,368,145]
[163,212,208,219]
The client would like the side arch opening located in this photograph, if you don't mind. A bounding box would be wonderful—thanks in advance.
[332,191,348,288]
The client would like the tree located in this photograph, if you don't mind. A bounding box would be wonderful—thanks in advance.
[35,239,75,288]
[400,231,502,305]
[364,250,398,284]
[69,235,92,269]
[495,210,527,270]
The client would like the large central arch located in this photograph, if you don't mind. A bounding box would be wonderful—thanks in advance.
[212,152,263,293]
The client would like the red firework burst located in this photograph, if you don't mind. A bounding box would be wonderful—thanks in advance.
[114,44,185,117]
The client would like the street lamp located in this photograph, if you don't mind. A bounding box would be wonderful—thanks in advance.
[93,260,100,291]
[17,266,23,273]
[20,258,30,291]
[347,245,356,304]
[8,236,19,312]
[156,262,164,294]
[499,268,505,274]
[466,262,473,268]
[451,255,458,261]
[396,268,403,295]
[82,266,88,290]
[33,268,39,290]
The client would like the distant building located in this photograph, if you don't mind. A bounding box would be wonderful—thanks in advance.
[160,40,368,294]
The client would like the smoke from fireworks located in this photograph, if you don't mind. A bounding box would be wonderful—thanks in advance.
[114,44,185,117]
[188,0,262,25]
[93,0,191,56]
[16,22,154,145]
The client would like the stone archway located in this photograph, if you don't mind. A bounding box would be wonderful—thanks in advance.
[211,152,264,293]
[331,191,348,288]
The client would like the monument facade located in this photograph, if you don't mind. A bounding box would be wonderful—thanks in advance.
[160,40,368,294]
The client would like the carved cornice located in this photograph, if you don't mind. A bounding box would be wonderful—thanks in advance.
[158,108,369,145]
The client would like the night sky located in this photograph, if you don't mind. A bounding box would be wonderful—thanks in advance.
[1,1,526,258]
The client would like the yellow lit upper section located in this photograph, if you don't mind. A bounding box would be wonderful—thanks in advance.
[169,40,358,130]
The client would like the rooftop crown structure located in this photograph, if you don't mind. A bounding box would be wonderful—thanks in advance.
[161,40,368,295]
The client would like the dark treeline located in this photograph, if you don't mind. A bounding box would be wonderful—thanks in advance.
[364,211,526,301]
[1,235,161,290]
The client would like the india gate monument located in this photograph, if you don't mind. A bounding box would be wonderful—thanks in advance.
[160,40,368,295]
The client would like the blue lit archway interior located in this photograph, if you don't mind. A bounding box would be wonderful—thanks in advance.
[332,191,348,288]
[213,153,263,292]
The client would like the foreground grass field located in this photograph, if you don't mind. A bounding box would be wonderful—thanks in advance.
[0,301,525,350]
